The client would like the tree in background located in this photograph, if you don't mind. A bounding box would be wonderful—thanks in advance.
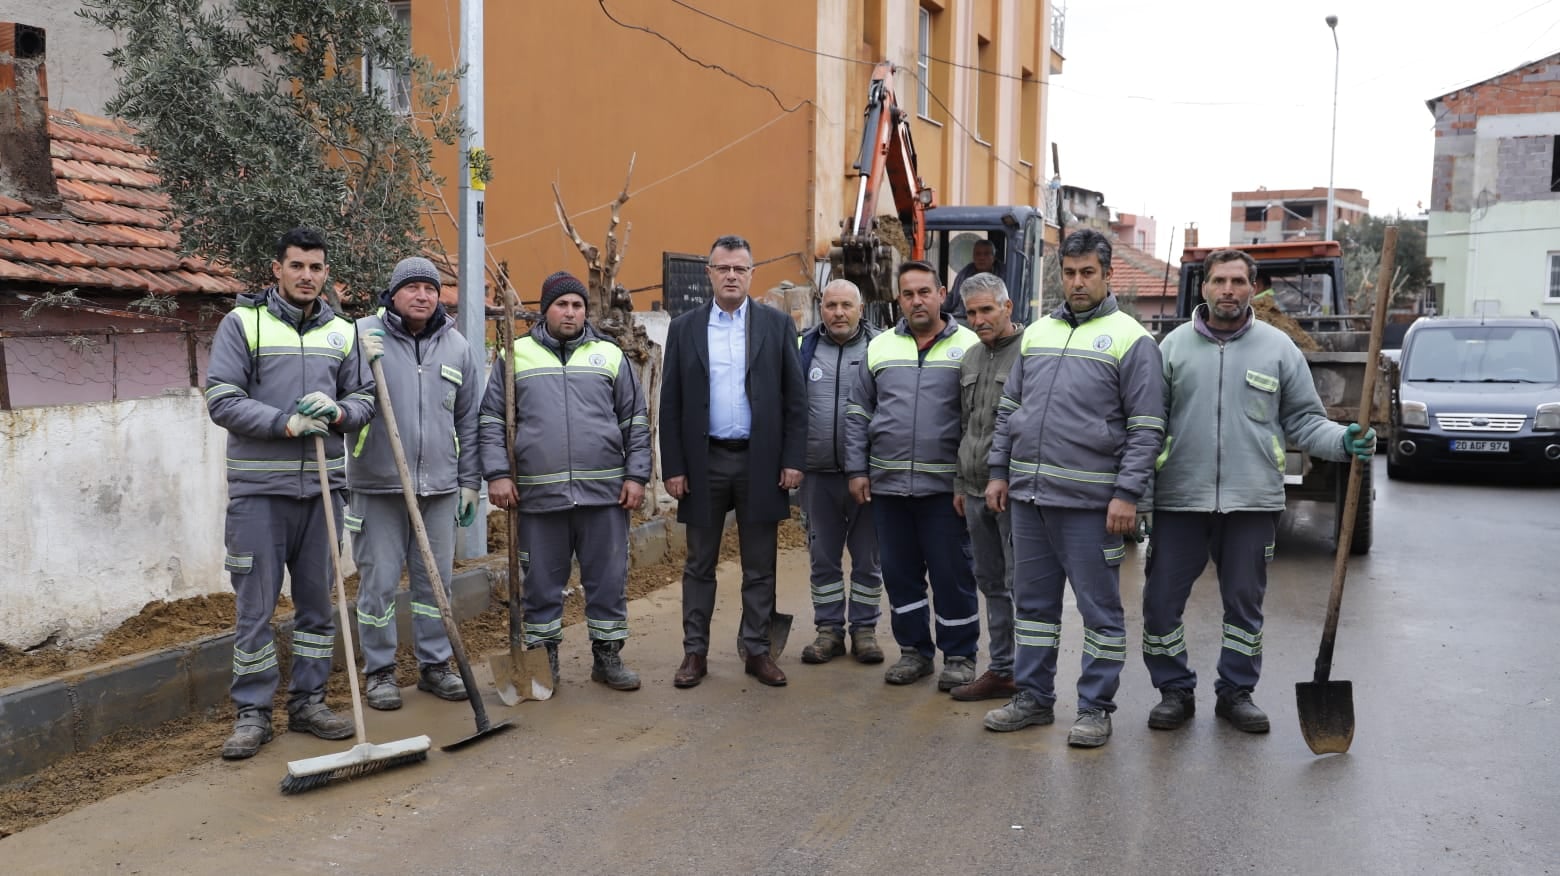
[1340,214,1429,312]
[80,0,463,313]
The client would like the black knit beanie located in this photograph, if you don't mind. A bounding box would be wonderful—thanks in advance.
[539,271,588,314]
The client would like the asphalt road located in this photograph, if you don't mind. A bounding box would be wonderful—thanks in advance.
[6,461,1557,875]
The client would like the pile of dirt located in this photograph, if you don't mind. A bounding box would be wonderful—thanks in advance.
[0,595,293,691]
[1254,296,1321,352]
[875,215,914,262]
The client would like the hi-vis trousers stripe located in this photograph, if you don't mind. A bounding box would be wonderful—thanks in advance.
[1014,618,1060,648]
[410,600,441,620]
[586,617,629,641]
[1142,624,1187,657]
[849,582,882,604]
[523,617,563,647]
[357,602,395,628]
[233,641,277,676]
[1221,623,1262,657]
[1083,627,1128,661]
[292,630,335,660]
[811,580,846,604]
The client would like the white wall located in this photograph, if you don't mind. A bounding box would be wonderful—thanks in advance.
[1,390,229,648]
[1428,200,1560,317]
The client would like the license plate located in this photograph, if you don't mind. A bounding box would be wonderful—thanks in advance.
[1450,440,1509,453]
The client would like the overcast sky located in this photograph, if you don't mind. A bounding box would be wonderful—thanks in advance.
[1046,0,1560,259]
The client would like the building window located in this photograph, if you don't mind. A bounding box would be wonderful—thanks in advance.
[1548,252,1560,300]
[917,7,931,118]
[976,36,993,142]
[1245,206,1265,222]
[1551,135,1560,193]
[364,1,412,115]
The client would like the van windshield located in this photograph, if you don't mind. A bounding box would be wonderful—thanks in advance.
[1403,325,1560,383]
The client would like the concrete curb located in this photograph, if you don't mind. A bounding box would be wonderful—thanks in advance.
[0,517,683,786]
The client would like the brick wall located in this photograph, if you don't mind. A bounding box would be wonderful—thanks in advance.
[1429,53,1560,210]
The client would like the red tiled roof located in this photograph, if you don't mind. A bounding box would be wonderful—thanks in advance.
[0,109,244,296]
[1107,235,1177,301]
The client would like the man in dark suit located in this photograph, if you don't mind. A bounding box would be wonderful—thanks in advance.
[660,234,807,688]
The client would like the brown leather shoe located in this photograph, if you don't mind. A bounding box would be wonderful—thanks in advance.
[744,652,788,687]
[673,653,707,688]
[950,669,1019,702]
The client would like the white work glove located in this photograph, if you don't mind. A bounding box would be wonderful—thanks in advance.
[359,328,385,363]
[285,413,329,438]
[296,391,341,423]
[457,487,481,527]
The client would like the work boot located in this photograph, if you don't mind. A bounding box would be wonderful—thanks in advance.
[220,709,273,760]
[538,641,561,687]
[590,640,641,691]
[1215,690,1270,733]
[951,669,1019,702]
[417,663,469,701]
[288,700,354,741]
[801,627,847,664]
[364,668,402,711]
[1067,708,1113,748]
[983,690,1054,732]
[937,655,978,692]
[1147,687,1195,730]
[883,651,935,685]
[849,627,885,664]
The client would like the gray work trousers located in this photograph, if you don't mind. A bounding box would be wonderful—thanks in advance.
[517,504,630,645]
[800,471,882,632]
[348,491,457,675]
[964,493,1015,677]
[682,444,779,657]
[1142,510,1278,699]
[223,494,341,714]
[1010,503,1128,712]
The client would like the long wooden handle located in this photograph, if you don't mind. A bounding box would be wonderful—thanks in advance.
[1315,226,1397,682]
[314,434,368,743]
[500,286,525,658]
[369,356,490,729]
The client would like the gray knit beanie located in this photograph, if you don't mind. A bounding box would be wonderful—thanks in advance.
[384,257,441,303]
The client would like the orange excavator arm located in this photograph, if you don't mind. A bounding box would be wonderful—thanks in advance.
[833,61,934,305]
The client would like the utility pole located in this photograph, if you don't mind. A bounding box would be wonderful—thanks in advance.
[1325,14,1340,242]
[457,0,486,559]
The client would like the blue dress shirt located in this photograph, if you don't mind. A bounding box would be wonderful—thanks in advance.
[707,298,751,439]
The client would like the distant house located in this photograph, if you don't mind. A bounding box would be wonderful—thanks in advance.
[1229,187,1368,245]
[1425,52,1560,318]
[0,22,245,408]
[1104,232,1176,327]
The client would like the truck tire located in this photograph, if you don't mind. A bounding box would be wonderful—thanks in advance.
[1334,465,1373,555]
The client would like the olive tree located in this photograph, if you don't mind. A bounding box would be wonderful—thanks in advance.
[80,0,463,312]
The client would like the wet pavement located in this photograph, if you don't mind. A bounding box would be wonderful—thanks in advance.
[6,460,1557,874]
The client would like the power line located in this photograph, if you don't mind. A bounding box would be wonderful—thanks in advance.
[597,0,812,114]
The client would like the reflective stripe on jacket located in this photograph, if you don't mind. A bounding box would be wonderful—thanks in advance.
[843,318,978,496]
[800,322,876,472]
[1155,304,1348,513]
[989,295,1165,509]
[347,308,481,496]
[477,322,651,513]
[205,288,375,499]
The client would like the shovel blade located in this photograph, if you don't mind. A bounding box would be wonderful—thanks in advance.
[1295,679,1354,754]
[488,651,555,706]
[736,611,796,661]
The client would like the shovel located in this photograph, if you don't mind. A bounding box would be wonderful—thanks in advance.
[368,355,513,751]
[486,288,554,705]
[1296,226,1396,755]
[737,611,794,662]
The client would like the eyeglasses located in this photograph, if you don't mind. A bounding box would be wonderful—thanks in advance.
[708,264,752,276]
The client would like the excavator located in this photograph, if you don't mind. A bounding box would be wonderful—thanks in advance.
[828,61,1045,326]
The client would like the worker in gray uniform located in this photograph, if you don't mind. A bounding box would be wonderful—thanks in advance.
[347,256,481,710]
[479,271,651,690]
[797,279,884,666]
[983,229,1166,748]
[949,272,1024,702]
[205,227,376,760]
[1143,248,1375,734]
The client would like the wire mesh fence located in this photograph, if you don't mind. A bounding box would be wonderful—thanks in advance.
[0,327,212,409]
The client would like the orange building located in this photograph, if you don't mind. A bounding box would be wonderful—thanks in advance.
[405,0,1064,310]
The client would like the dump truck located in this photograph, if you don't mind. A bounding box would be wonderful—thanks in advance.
[1175,240,1385,555]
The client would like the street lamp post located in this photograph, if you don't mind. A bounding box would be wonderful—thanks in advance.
[1325,14,1339,242]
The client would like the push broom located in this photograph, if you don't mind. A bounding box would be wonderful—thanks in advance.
[279,434,431,794]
